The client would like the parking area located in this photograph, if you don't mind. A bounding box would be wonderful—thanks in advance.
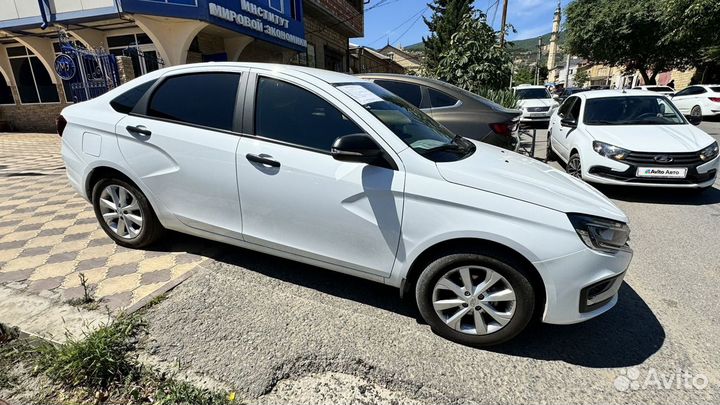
[0,134,214,314]
[1,126,720,403]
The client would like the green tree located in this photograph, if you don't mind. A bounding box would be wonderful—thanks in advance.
[513,65,534,85]
[433,10,513,91]
[574,70,589,88]
[422,0,473,72]
[661,0,720,65]
[565,0,690,84]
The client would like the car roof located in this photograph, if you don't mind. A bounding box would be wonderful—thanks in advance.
[574,89,671,99]
[159,62,366,84]
[513,85,546,89]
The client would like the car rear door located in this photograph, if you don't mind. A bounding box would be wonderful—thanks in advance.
[115,67,247,238]
[235,71,405,277]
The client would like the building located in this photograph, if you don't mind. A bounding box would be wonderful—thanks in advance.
[376,44,421,74]
[555,56,584,87]
[348,44,404,74]
[545,2,561,83]
[0,0,364,132]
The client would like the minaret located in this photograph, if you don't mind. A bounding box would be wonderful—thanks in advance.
[546,1,561,82]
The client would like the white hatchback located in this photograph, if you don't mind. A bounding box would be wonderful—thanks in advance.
[60,63,632,346]
[548,90,719,190]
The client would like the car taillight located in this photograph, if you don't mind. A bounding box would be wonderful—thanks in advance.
[489,122,512,136]
[56,115,67,137]
[709,97,720,103]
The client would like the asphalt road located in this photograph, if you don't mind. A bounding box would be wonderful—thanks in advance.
[143,120,720,404]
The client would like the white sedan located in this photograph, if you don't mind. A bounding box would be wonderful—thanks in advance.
[548,90,719,190]
[60,63,632,347]
[513,85,559,125]
[631,85,675,96]
[671,84,720,118]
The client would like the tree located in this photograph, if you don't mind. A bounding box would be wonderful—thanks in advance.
[433,10,513,91]
[574,70,588,88]
[661,0,720,61]
[513,65,534,85]
[422,0,473,72]
[565,0,691,85]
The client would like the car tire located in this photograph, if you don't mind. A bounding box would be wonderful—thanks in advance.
[92,177,164,248]
[691,105,703,119]
[546,133,557,162]
[415,252,536,347]
[566,151,582,179]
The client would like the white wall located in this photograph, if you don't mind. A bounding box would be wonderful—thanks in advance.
[52,0,115,14]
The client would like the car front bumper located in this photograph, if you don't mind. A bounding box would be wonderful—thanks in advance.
[534,247,633,324]
[582,151,719,188]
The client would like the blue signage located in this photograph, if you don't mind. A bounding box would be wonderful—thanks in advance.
[54,54,76,81]
[120,0,306,52]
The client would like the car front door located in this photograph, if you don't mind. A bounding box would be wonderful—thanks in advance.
[116,69,247,237]
[235,72,405,277]
[671,86,705,114]
[550,96,577,161]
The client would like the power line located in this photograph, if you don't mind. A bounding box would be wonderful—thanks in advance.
[391,11,427,46]
[366,5,428,47]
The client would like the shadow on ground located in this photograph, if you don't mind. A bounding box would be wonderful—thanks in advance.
[146,231,664,369]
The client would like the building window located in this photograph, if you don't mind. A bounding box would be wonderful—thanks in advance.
[307,44,316,68]
[107,33,161,78]
[0,73,14,105]
[324,46,345,72]
[6,46,59,104]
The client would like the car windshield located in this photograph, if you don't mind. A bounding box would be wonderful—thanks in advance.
[515,88,551,99]
[335,82,473,159]
[584,96,686,125]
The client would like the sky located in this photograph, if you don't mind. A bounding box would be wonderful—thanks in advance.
[353,0,573,48]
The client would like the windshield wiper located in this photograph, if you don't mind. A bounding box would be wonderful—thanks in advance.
[418,143,461,155]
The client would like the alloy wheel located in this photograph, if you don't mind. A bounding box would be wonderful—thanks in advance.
[691,105,702,118]
[431,266,517,335]
[98,185,143,239]
[567,155,582,178]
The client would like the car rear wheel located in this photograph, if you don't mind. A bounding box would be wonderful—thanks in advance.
[92,178,164,248]
[546,133,557,161]
[415,253,535,347]
[567,152,582,179]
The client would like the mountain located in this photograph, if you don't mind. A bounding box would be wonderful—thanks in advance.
[397,31,565,54]
[509,31,566,54]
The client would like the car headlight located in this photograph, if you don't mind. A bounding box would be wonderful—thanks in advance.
[592,141,629,161]
[568,213,631,254]
[700,141,719,161]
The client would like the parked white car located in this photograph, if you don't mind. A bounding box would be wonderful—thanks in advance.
[60,63,632,346]
[631,85,675,96]
[548,90,719,190]
[513,85,559,125]
[670,84,720,118]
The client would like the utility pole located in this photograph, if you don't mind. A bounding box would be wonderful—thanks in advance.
[499,0,509,47]
[535,37,543,85]
[564,53,571,87]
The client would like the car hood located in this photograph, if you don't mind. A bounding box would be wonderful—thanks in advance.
[517,98,555,108]
[436,143,628,222]
[586,124,714,152]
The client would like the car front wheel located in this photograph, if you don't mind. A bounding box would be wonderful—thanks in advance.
[92,178,164,248]
[415,253,535,347]
[566,152,582,179]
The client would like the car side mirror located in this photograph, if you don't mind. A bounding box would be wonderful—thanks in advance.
[688,114,702,126]
[331,133,395,169]
[561,117,578,128]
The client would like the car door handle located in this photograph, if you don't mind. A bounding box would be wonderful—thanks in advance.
[246,153,280,167]
[126,125,152,136]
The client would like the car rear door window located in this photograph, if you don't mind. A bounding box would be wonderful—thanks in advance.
[428,88,458,108]
[110,79,156,114]
[373,80,423,107]
[147,73,239,131]
[254,77,363,152]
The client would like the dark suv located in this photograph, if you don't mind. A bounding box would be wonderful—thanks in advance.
[357,74,522,151]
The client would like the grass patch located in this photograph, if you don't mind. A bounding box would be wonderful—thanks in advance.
[23,315,234,404]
